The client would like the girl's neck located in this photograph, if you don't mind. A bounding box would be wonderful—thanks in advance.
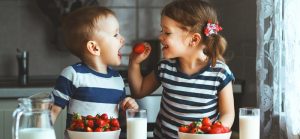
[178,52,208,75]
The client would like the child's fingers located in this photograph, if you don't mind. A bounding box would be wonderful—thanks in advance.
[123,98,139,110]
[121,97,130,110]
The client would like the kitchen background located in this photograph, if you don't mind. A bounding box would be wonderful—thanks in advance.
[0,0,256,106]
[0,0,256,137]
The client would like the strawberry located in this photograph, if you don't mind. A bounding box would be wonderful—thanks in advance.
[86,115,94,120]
[85,119,94,128]
[110,126,119,131]
[179,125,190,133]
[100,113,108,120]
[96,119,107,128]
[94,127,104,132]
[190,127,204,134]
[202,117,212,126]
[133,43,146,54]
[110,118,120,128]
[200,125,211,133]
[85,126,93,132]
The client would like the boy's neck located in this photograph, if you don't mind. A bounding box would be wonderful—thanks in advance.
[83,60,108,74]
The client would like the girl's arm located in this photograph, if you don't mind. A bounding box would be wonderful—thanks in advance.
[128,70,160,98]
[218,82,235,128]
[128,44,161,99]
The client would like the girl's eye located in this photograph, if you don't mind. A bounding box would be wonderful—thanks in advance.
[160,30,171,35]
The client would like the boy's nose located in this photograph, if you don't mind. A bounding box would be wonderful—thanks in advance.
[120,36,125,45]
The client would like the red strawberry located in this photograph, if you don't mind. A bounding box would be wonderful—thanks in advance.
[110,126,119,131]
[110,118,120,128]
[86,115,94,120]
[202,117,212,126]
[179,125,190,133]
[133,43,146,54]
[85,119,94,128]
[200,125,211,133]
[190,127,204,134]
[94,127,104,132]
[86,126,93,132]
[74,120,84,131]
[96,119,107,128]
[100,113,108,120]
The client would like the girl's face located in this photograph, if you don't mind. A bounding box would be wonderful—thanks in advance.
[159,16,191,59]
[93,15,125,66]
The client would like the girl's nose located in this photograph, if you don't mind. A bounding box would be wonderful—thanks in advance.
[158,34,163,42]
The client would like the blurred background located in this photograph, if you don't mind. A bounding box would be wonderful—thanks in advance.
[0,0,256,106]
[0,0,256,138]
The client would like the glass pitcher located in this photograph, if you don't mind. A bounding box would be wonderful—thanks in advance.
[12,95,56,139]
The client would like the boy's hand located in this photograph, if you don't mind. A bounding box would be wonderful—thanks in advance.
[129,42,152,65]
[120,97,139,111]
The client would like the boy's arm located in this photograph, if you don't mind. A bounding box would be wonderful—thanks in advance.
[50,104,62,124]
[218,82,235,128]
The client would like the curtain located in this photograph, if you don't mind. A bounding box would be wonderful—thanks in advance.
[257,0,300,139]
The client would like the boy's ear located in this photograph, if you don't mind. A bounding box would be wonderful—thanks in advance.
[189,33,202,47]
[86,41,100,56]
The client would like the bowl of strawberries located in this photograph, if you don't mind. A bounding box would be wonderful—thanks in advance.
[178,117,232,139]
[67,113,121,139]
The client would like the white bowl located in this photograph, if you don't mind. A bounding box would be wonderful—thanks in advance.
[67,129,121,139]
[178,131,232,139]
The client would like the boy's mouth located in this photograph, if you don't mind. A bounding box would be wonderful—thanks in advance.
[118,50,122,59]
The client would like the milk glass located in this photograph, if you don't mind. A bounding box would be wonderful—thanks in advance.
[126,109,147,139]
[239,108,260,139]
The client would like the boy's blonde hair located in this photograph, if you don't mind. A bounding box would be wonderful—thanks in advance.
[162,0,227,67]
[62,6,116,58]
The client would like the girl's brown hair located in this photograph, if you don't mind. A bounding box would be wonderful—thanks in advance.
[161,0,227,67]
[62,6,115,58]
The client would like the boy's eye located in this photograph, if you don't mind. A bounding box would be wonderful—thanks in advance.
[114,33,119,37]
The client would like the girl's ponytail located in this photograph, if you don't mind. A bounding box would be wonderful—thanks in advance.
[204,34,227,67]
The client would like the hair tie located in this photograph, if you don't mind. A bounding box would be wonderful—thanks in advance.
[204,20,223,36]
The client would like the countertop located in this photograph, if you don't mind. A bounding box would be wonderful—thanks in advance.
[0,74,244,98]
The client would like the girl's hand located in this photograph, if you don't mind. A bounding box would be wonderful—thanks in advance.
[129,42,152,65]
[120,97,139,111]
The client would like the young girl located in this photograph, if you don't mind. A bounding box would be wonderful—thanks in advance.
[128,0,235,138]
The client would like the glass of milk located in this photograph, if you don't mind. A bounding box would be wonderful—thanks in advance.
[126,109,147,139]
[239,107,260,139]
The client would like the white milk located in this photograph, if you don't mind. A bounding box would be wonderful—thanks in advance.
[239,115,260,139]
[127,118,147,139]
[19,128,56,139]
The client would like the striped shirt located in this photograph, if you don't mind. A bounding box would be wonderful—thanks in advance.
[153,59,234,139]
[50,62,126,128]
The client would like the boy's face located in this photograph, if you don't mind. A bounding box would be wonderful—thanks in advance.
[92,15,125,66]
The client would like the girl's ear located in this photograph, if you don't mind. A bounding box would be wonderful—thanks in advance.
[86,41,101,56]
[189,33,202,47]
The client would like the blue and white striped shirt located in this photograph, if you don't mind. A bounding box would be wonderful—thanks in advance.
[51,62,126,128]
[153,59,234,139]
